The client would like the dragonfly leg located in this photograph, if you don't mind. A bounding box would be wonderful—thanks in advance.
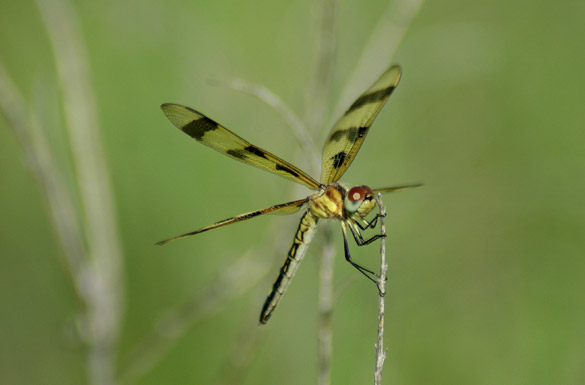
[344,221,388,293]
[355,212,386,231]
[341,223,380,284]
[348,219,386,246]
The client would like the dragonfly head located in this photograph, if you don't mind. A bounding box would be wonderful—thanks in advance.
[344,185,376,217]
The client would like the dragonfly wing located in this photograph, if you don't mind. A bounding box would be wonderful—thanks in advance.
[156,198,309,245]
[373,182,423,194]
[162,104,321,190]
[320,65,402,184]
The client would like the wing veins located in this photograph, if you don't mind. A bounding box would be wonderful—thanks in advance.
[162,104,321,190]
[156,198,309,245]
[320,65,402,184]
[373,183,423,194]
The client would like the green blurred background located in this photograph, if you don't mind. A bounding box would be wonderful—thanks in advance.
[1,0,584,384]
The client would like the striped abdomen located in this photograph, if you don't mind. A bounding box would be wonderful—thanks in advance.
[259,210,319,323]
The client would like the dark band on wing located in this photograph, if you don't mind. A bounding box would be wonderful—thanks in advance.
[226,149,246,159]
[244,145,268,159]
[227,145,269,160]
[357,126,369,138]
[182,116,218,140]
[328,126,369,143]
[332,152,347,169]
[275,164,300,178]
[344,85,396,115]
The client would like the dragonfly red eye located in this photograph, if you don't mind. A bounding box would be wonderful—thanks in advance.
[348,186,366,202]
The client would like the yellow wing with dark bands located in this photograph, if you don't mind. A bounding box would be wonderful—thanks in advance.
[156,198,309,245]
[320,65,402,184]
[162,104,321,190]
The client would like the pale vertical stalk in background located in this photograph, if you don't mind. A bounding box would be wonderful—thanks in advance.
[330,0,424,122]
[0,63,87,281]
[36,0,125,384]
[305,2,337,385]
[305,0,337,137]
[318,231,335,385]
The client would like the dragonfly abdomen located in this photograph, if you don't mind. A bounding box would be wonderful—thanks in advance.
[259,211,319,323]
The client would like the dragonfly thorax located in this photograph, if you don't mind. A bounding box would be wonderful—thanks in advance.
[308,184,345,219]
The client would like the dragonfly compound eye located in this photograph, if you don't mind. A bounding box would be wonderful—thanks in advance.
[348,186,366,202]
[356,185,376,217]
[345,186,366,213]
[361,185,373,197]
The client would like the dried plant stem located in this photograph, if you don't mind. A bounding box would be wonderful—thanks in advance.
[119,250,272,385]
[306,0,337,135]
[373,194,388,385]
[331,0,424,121]
[210,78,320,165]
[0,63,87,279]
[306,1,337,385]
[317,226,335,385]
[215,304,267,385]
[35,0,124,383]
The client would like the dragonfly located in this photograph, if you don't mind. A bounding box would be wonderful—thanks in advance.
[158,64,418,324]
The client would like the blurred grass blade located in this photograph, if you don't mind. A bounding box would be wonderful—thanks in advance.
[330,0,424,122]
[36,0,125,383]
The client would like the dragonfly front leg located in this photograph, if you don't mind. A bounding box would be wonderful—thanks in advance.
[348,218,386,246]
[341,222,380,285]
[355,212,386,231]
[343,221,387,295]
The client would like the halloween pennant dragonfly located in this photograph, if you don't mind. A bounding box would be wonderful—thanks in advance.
[158,64,418,323]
